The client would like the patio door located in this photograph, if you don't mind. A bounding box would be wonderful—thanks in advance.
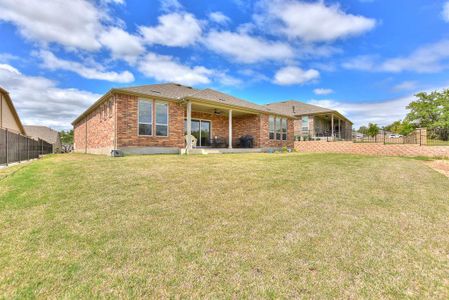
[185,119,211,147]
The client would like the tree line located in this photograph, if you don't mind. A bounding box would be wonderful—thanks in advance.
[358,89,449,138]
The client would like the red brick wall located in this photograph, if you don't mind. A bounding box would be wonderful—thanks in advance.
[74,92,297,153]
[116,93,185,148]
[191,111,228,141]
[233,114,261,147]
[259,114,294,148]
[73,97,115,154]
[295,141,449,158]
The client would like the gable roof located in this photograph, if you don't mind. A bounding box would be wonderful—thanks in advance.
[72,83,293,124]
[24,125,60,144]
[117,83,198,99]
[265,100,353,124]
[188,88,279,114]
[0,86,26,135]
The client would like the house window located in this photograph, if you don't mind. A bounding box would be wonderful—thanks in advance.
[302,116,309,131]
[155,102,168,136]
[138,99,153,136]
[282,118,287,140]
[276,117,281,140]
[269,116,275,140]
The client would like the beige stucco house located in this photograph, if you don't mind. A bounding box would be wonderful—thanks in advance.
[0,86,25,135]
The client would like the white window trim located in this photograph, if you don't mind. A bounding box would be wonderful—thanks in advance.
[138,99,153,137]
[275,116,282,140]
[269,115,275,140]
[155,101,169,137]
[282,118,288,141]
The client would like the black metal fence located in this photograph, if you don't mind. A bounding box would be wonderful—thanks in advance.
[0,127,53,166]
[295,129,353,141]
[353,131,422,145]
[427,128,449,146]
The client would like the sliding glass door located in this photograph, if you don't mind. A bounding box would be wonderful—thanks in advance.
[185,119,211,147]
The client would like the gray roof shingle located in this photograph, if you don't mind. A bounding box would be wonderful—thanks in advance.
[24,125,60,144]
[265,100,334,116]
[117,83,198,99]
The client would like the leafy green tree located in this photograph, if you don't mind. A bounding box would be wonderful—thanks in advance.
[405,90,449,130]
[366,123,380,137]
[60,130,74,144]
[358,126,368,135]
[384,120,415,135]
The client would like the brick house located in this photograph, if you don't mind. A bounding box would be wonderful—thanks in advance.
[72,83,350,155]
[266,100,353,140]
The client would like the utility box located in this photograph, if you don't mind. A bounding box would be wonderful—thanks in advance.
[111,150,124,157]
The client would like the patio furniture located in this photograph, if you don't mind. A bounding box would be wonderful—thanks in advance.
[239,135,254,148]
[211,136,227,148]
[185,135,198,148]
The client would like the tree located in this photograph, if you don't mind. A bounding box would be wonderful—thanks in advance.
[358,126,368,135]
[60,130,74,144]
[366,123,380,137]
[384,120,415,135]
[405,90,449,130]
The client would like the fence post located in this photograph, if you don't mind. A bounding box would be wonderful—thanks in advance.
[27,138,29,160]
[419,129,422,146]
[41,139,43,156]
[383,132,386,145]
[5,128,8,166]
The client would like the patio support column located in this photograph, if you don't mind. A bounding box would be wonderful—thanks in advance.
[228,109,233,149]
[186,100,192,150]
[338,118,341,139]
[331,114,334,139]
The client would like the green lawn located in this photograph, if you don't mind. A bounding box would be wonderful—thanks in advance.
[0,153,448,298]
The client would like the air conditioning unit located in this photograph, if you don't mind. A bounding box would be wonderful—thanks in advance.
[111,149,124,157]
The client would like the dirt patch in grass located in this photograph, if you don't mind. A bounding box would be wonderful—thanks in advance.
[425,160,449,178]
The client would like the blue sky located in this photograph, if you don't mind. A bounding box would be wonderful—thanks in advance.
[1,0,449,129]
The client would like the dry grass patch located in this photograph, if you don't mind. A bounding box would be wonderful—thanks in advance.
[0,153,448,298]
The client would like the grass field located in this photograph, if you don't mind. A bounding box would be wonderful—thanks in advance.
[0,153,448,298]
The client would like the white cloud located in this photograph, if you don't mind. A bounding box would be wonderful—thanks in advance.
[209,12,231,25]
[392,81,418,92]
[380,40,449,73]
[255,0,376,42]
[204,31,294,63]
[99,27,145,63]
[273,66,319,85]
[139,13,202,47]
[342,55,377,71]
[314,88,334,95]
[343,40,449,73]
[308,96,413,128]
[443,1,449,22]
[137,52,212,85]
[38,50,134,83]
[0,0,105,51]
[160,0,183,12]
[0,63,100,129]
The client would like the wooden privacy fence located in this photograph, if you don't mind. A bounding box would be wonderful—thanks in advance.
[0,127,53,166]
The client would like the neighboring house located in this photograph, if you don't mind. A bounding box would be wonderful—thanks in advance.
[265,100,353,140]
[24,125,62,153]
[72,83,295,155]
[0,86,26,135]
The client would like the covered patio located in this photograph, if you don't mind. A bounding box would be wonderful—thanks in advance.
[184,100,261,151]
[299,112,353,141]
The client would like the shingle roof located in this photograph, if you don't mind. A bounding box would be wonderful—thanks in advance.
[117,83,198,99]
[265,100,334,116]
[24,125,60,144]
[188,88,278,114]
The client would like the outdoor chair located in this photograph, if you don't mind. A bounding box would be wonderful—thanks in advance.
[185,135,198,148]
